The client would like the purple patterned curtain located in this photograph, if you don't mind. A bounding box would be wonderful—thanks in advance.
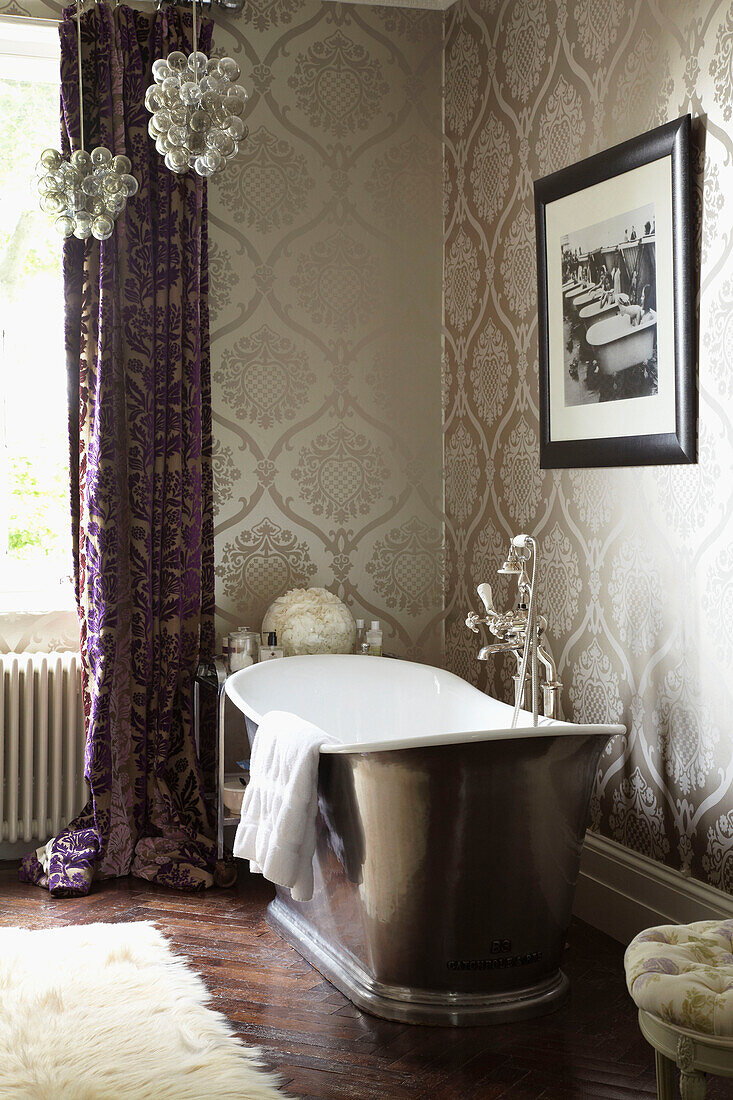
[20,2,216,896]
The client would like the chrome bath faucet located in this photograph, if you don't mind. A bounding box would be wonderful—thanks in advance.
[466,535,562,724]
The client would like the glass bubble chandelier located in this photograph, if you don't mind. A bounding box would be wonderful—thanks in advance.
[35,2,138,240]
[145,0,248,177]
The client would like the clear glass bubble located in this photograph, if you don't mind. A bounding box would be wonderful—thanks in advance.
[81,175,99,195]
[111,154,131,175]
[205,57,220,74]
[73,213,93,239]
[63,165,83,187]
[103,192,124,215]
[41,191,66,214]
[92,214,114,240]
[70,149,93,172]
[91,146,112,166]
[228,84,248,102]
[156,137,171,157]
[145,87,164,114]
[161,75,181,96]
[204,148,225,172]
[121,174,139,197]
[194,155,214,178]
[37,174,54,194]
[168,104,187,126]
[188,51,208,73]
[189,110,210,133]
[218,57,241,83]
[40,148,63,170]
[179,81,201,107]
[55,214,75,237]
[152,59,171,83]
[152,109,172,131]
[223,94,244,118]
[169,147,189,172]
[206,70,226,92]
[167,124,188,147]
[102,173,123,194]
[226,116,247,141]
[200,90,223,115]
[219,134,235,158]
[184,131,207,155]
[197,76,212,96]
[148,118,161,140]
[63,188,82,211]
[167,50,188,73]
[205,128,225,150]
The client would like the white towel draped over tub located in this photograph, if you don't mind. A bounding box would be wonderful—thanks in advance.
[233,710,337,902]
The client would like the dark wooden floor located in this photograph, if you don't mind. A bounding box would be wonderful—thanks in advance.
[0,863,728,1099]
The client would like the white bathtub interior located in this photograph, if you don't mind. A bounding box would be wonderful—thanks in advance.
[225,655,623,754]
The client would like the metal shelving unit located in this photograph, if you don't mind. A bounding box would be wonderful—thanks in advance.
[194,655,242,861]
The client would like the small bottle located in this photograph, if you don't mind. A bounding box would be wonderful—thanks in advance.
[260,630,284,661]
[354,618,366,654]
[366,620,383,657]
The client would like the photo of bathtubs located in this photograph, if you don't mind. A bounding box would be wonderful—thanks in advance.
[561,203,658,407]
[535,113,695,468]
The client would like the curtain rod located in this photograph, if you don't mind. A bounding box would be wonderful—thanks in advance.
[156,0,247,13]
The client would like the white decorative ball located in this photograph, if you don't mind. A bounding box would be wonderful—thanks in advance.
[262,587,356,657]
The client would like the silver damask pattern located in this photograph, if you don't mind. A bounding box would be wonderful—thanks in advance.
[218,126,313,233]
[366,136,441,227]
[292,423,389,523]
[499,204,536,320]
[291,230,380,333]
[288,29,389,137]
[366,517,443,617]
[215,325,315,429]
[444,0,733,888]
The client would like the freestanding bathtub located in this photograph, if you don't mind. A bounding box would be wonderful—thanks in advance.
[226,655,623,1026]
[586,310,657,374]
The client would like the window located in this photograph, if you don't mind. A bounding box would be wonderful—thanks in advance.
[0,18,73,611]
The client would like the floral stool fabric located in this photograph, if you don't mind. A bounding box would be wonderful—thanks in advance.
[625,920,733,1037]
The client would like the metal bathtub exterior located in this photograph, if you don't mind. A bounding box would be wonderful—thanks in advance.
[246,719,607,1026]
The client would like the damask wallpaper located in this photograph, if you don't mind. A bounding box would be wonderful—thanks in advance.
[443,0,733,888]
[1,0,445,662]
[208,0,445,661]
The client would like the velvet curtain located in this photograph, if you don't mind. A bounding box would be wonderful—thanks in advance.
[20,3,216,896]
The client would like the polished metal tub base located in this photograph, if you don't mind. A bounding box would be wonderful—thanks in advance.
[267,896,570,1027]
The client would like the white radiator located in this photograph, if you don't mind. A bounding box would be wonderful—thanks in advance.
[0,652,86,845]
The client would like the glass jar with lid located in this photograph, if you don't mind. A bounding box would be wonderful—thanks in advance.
[228,629,259,671]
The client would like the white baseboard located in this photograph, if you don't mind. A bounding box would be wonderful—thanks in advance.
[573,831,733,945]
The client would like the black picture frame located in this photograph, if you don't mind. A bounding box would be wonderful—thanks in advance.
[534,115,696,469]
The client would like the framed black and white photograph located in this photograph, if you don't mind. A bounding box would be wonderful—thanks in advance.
[534,114,696,469]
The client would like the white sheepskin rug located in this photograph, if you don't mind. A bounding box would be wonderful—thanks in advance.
[0,920,289,1100]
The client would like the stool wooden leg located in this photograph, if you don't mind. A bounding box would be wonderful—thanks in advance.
[654,1050,676,1099]
[679,1069,706,1100]
[677,1034,706,1099]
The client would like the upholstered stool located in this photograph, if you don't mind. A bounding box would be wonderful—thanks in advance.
[625,920,733,1098]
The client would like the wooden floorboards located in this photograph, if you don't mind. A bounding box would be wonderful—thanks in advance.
[0,863,728,1099]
